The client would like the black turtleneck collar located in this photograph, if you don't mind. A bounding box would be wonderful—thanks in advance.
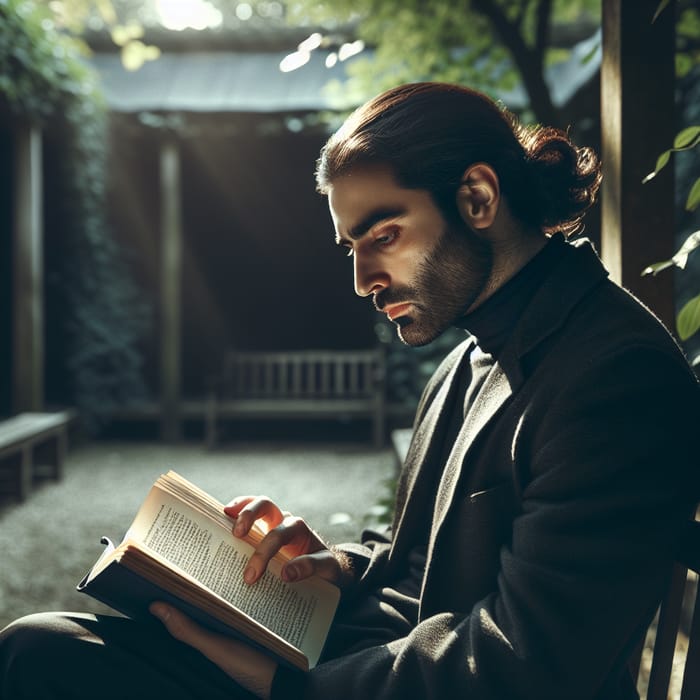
[453,233,568,356]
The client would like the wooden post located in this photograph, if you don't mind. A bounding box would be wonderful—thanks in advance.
[12,124,44,413]
[601,0,676,329]
[159,136,183,441]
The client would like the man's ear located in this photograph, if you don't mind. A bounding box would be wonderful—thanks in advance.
[455,163,500,230]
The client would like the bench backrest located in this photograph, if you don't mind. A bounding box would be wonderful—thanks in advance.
[633,518,700,699]
[221,349,385,400]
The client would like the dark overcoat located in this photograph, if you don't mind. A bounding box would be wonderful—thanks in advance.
[298,238,700,699]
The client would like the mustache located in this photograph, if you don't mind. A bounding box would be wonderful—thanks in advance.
[374,286,418,312]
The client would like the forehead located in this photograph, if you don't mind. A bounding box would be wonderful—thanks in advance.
[327,164,425,236]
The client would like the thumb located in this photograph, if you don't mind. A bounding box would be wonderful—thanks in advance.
[150,602,205,646]
[281,550,341,584]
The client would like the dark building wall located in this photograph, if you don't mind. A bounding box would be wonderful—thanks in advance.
[107,113,376,398]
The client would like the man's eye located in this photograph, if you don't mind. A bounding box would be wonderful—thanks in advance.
[375,230,397,246]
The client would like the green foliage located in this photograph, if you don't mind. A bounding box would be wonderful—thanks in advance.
[1,0,148,425]
[42,0,160,71]
[362,472,398,529]
[643,123,700,342]
[677,293,700,341]
[676,4,700,78]
[289,0,600,118]
[642,2,700,346]
[642,125,700,184]
[0,0,85,120]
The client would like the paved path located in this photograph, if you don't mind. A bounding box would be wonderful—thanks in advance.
[0,440,394,629]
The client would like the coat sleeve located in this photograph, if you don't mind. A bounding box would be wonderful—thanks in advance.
[274,344,700,700]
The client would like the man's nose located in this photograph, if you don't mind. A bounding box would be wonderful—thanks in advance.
[353,254,389,298]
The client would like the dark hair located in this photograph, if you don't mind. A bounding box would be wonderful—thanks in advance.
[316,82,602,237]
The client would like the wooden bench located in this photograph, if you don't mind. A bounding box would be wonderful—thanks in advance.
[206,349,386,448]
[633,517,700,699]
[0,411,74,502]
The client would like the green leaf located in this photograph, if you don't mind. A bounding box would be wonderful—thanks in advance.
[643,127,700,184]
[653,0,672,23]
[677,294,700,341]
[686,177,700,211]
[641,260,674,276]
[676,53,694,78]
[673,125,700,149]
[642,150,671,183]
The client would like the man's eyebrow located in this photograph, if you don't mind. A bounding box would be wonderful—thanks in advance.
[337,207,405,244]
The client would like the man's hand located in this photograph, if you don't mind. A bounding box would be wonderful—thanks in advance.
[151,498,354,696]
[150,602,276,699]
[225,495,351,586]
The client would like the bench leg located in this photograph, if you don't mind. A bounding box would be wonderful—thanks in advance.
[0,449,32,502]
[31,433,66,484]
[53,430,67,481]
[19,445,32,502]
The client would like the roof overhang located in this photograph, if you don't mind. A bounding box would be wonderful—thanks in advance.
[89,48,357,113]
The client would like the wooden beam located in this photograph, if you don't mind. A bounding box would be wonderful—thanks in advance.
[12,124,44,412]
[159,137,183,441]
[601,0,676,329]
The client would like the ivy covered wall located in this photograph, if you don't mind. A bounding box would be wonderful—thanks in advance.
[0,0,149,427]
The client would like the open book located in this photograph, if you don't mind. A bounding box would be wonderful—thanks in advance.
[77,470,340,671]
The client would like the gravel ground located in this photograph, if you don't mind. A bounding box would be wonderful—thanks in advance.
[0,439,395,629]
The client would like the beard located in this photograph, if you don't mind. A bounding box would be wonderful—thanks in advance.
[375,222,493,347]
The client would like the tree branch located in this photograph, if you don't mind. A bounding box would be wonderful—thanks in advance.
[472,0,560,126]
[534,0,553,64]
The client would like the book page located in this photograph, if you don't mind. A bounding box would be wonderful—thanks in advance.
[125,480,339,661]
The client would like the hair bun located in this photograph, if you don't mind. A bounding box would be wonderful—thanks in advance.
[516,125,602,236]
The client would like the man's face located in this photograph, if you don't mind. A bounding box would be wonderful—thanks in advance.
[329,165,493,346]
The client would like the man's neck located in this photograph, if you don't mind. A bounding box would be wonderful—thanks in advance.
[455,233,565,355]
[468,229,548,313]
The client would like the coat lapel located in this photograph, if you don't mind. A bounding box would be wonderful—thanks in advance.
[389,339,475,562]
[418,359,517,612]
[436,360,515,521]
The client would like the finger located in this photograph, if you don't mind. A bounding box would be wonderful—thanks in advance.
[281,550,342,585]
[223,496,256,517]
[150,603,260,680]
[225,496,286,538]
[150,602,211,648]
[244,516,321,584]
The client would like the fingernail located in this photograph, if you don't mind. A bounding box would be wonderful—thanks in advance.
[283,565,298,582]
[243,566,255,584]
[233,521,244,536]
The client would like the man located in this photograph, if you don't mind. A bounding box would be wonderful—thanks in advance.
[2,82,699,700]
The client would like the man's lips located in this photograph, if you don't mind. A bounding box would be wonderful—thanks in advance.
[383,303,413,321]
